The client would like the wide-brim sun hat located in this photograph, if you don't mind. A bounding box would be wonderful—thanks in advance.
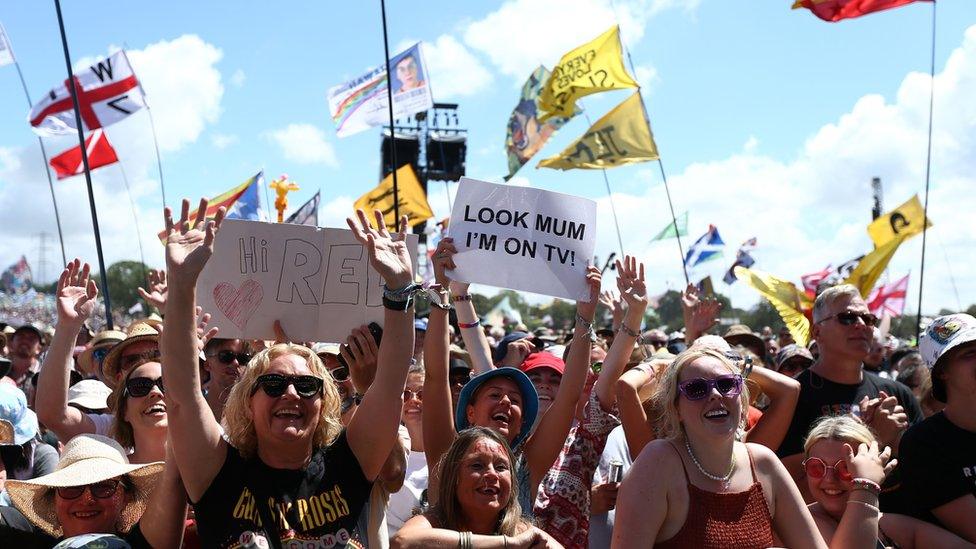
[455,367,538,450]
[77,330,127,378]
[101,323,160,389]
[5,434,163,538]
[723,324,766,357]
[0,383,39,445]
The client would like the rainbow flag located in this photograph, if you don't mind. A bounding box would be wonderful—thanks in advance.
[157,171,265,242]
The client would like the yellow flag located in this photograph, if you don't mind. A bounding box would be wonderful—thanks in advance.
[734,266,813,347]
[845,235,906,297]
[538,92,658,170]
[537,26,638,121]
[867,194,932,248]
[354,164,433,230]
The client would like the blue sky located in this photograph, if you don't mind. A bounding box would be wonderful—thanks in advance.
[1,0,974,314]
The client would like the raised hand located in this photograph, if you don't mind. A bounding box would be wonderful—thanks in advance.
[682,283,720,339]
[137,269,168,310]
[56,259,98,325]
[844,440,896,486]
[430,237,457,287]
[577,265,603,322]
[164,198,225,285]
[341,325,380,394]
[347,209,413,289]
[615,256,648,310]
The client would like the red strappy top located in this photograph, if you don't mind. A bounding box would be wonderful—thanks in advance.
[655,442,775,549]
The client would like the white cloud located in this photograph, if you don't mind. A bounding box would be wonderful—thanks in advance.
[211,133,238,149]
[265,123,339,167]
[634,64,659,92]
[422,35,494,99]
[230,69,246,87]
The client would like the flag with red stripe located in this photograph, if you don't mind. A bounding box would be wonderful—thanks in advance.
[49,129,119,179]
[792,0,930,22]
[867,274,909,317]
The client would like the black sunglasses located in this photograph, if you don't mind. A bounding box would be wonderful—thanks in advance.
[124,376,164,398]
[251,374,324,399]
[819,311,879,327]
[57,479,123,500]
[207,350,252,365]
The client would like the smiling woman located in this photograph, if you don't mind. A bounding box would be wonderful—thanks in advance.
[109,360,168,464]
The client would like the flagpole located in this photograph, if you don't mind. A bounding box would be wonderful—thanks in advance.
[379,0,400,221]
[10,51,68,268]
[121,49,167,209]
[52,0,114,329]
[915,0,937,340]
[114,156,148,286]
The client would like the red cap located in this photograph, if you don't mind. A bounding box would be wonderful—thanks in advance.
[519,352,565,376]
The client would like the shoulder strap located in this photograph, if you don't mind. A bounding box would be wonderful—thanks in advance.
[244,459,283,549]
[666,440,690,481]
[745,445,759,482]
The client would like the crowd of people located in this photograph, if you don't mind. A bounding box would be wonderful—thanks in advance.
[0,198,973,548]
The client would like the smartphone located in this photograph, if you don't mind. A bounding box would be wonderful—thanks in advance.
[337,322,384,369]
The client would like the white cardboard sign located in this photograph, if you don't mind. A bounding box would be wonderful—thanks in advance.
[447,178,596,301]
[197,219,418,343]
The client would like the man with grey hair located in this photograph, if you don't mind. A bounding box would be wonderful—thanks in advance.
[777,284,922,500]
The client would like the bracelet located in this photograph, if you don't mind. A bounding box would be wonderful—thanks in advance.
[502,534,509,549]
[617,323,640,338]
[458,531,472,549]
[850,478,882,496]
[458,320,481,329]
[426,287,452,310]
[452,294,472,302]
[383,282,420,311]
[846,499,880,513]
[575,313,593,330]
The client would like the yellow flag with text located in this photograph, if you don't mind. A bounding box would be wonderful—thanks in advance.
[537,26,638,121]
[538,92,658,170]
[845,236,906,297]
[867,194,932,248]
[354,164,433,230]
[735,266,813,347]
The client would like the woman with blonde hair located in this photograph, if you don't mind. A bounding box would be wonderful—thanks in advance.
[613,348,892,548]
[805,415,974,547]
[392,427,560,548]
[162,201,417,548]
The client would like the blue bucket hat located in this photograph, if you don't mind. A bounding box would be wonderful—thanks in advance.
[0,383,39,445]
[492,331,530,364]
[455,367,538,449]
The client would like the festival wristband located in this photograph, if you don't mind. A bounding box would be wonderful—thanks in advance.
[452,294,472,302]
[850,478,881,496]
[617,323,640,338]
[458,320,480,329]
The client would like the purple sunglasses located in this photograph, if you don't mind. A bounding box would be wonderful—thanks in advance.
[678,374,743,401]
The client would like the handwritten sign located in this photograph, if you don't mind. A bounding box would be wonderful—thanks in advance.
[447,178,596,301]
[197,219,418,342]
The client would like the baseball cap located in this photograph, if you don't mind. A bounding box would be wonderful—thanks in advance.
[519,352,565,376]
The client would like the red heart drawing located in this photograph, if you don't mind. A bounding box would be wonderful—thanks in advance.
[213,280,263,330]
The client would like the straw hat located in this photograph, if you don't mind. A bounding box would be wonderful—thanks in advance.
[77,330,127,378]
[5,434,163,537]
[0,418,14,445]
[67,380,114,411]
[100,324,160,389]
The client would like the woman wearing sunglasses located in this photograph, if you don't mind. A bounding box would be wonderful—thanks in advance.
[162,201,416,548]
[108,360,167,464]
[804,415,972,548]
[613,348,892,548]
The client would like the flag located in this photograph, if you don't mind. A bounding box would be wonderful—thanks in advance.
[28,50,145,136]
[867,194,932,248]
[650,211,688,242]
[505,66,574,180]
[792,0,929,22]
[722,238,758,284]
[538,92,658,170]
[157,172,266,242]
[867,274,909,317]
[844,235,906,297]
[353,164,433,230]
[800,266,833,298]
[49,129,119,179]
[684,225,725,269]
[0,256,32,294]
[537,26,638,121]
[285,191,320,226]
[0,22,15,67]
[735,266,813,347]
[697,276,715,297]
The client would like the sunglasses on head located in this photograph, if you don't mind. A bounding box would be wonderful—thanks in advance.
[802,457,853,482]
[819,311,879,327]
[56,479,123,500]
[124,376,164,398]
[207,349,252,365]
[677,374,743,401]
[251,373,323,399]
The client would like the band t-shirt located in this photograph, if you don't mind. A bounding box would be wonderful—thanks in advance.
[895,412,976,526]
[777,369,922,457]
[194,431,372,548]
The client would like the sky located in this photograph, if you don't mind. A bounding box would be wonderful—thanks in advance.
[1,0,974,316]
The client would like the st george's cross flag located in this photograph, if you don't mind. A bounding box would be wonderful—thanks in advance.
[28,50,146,136]
[49,129,119,179]
[684,225,725,269]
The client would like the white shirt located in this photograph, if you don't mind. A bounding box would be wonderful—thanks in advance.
[386,450,429,537]
[589,425,632,549]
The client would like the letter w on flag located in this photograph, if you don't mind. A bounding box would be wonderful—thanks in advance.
[49,129,119,179]
[28,50,145,136]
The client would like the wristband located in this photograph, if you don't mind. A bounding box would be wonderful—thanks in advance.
[452,294,472,302]
[458,320,480,329]
[846,500,880,513]
[617,323,640,338]
[575,313,593,330]
[850,477,881,496]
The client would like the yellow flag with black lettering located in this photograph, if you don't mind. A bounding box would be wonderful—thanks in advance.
[354,164,433,230]
[537,26,638,121]
[734,266,813,347]
[538,92,658,170]
[845,235,906,297]
[867,194,932,248]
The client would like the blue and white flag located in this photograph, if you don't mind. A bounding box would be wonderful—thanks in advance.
[225,172,268,221]
[723,237,757,284]
[285,191,320,226]
[684,225,725,269]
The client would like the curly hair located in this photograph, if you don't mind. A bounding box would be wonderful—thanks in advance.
[221,343,342,459]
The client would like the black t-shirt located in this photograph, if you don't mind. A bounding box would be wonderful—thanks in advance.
[894,412,976,525]
[777,369,923,457]
[193,430,372,548]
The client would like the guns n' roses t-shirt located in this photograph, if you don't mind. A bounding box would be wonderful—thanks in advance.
[194,431,371,548]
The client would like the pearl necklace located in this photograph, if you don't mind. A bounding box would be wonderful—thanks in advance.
[684,438,736,483]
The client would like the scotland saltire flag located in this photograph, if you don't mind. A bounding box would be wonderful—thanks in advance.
[684,225,725,269]
[723,237,757,284]
[226,172,268,221]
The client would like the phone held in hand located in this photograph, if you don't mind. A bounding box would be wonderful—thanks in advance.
[337,322,384,369]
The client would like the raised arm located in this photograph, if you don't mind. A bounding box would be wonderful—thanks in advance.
[524,266,601,487]
[742,366,800,450]
[162,198,228,502]
[449,276,493,374]
[36,260,98,440]
[346,210,415,481]
[615,363,656,461]
[681,283,720,345]
[138,439,188,549]
[421,238,459,501]
[594,256,647,411]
